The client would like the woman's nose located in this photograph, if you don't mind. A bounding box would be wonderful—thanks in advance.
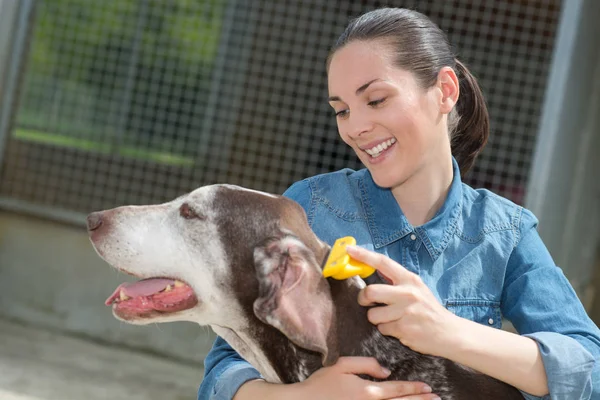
[346,113,374,138]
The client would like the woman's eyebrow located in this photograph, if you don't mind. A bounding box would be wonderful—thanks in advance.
[328,78,383,102]
[356,78,382,95]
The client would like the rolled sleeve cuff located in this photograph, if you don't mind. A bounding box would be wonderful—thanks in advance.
[521,332,595,400]
[208,362,263,400]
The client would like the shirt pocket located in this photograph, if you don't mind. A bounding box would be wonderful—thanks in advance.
[445,299,502,329]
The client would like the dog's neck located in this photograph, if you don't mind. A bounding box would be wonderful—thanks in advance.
[330,278,429,377]
[328,277,381,354]
[327,278,417,372]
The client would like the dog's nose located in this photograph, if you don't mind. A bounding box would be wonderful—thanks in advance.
[87,212,104,232]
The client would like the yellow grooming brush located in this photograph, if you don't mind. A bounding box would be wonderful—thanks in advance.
[322,236,376,280]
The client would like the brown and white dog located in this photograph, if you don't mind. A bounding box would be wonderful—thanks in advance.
[87,184,523,399]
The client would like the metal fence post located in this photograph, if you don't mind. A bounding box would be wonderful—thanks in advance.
[0,0,35,168]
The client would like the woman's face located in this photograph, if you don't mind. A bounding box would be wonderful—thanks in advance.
[327,40,453,190]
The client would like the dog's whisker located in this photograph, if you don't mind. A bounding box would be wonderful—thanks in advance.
[153,322,164,333]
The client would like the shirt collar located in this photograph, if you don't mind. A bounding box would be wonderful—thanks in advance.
[359,157,463,260]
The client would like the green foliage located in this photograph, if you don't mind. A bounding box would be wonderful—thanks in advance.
[29,0,225,81]
[19,0,228,160]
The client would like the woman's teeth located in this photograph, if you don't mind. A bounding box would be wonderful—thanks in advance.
[365,138,396,158]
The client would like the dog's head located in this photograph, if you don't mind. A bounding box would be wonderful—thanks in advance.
[88,184,340,365]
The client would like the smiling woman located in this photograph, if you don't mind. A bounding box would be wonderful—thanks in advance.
[201,7,600,400]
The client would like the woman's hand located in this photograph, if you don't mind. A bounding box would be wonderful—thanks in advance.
[235,357,440,400]
[347,245,460,357]
[297,356,440,400]
[346,246,550,396]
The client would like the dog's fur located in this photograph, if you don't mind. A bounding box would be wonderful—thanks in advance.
[87,184,523,399]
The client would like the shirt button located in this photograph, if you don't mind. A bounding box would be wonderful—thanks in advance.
[488,318,494,325]
[410,234,417,241]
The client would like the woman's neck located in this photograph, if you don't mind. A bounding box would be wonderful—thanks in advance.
[391,156,454,227]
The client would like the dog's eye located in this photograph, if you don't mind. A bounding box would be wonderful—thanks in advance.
[179,203,204,220]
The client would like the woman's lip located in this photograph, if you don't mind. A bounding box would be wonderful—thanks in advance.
[359,138,396,151]
[363,141,396,164]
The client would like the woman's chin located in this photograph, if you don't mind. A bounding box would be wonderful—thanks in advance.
[369,170,407,189]
[359,147,408,188]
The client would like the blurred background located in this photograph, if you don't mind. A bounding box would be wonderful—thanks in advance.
[0,0,598,399]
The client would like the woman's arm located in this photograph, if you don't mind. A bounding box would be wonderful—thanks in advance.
[198,336,262,400]
[447,210,600,398]
[440,315,549,396]
[349,216,600,400]
[350,245,550,395]
[500,209,600,399]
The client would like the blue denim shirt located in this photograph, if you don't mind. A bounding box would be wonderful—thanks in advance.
[199,159,600,400]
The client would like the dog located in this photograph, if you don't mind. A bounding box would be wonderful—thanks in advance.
[87,184,523,399]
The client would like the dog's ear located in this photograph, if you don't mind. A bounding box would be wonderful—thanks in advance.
[253,234,338,366]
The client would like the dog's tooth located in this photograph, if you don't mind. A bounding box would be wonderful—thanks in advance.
[174,280,185,287]
[164,285,172,292]
[119,290,130,301]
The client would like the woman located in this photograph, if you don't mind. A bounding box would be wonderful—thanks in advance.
[199,8,600,400]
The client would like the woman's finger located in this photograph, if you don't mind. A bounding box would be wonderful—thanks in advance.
[333,356,392,379]
[365,380,435,399]
[377,320,409,342]
[358,283,400,306]
[387,395,441,400]
[367,303,405,325]
[346,245,413,285]
[358,282,421,307]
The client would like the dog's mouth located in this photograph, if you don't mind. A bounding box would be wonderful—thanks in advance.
[105,278,198,320]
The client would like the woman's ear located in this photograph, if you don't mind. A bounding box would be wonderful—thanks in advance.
[437,66,460,113]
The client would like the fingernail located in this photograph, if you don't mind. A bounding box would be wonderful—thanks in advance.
[422,385,432,393]
[381,367,391,376]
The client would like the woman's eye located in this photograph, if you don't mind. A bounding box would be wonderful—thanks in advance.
[335,109,349,118]
[368,98,386,107]
[179,203,204,220]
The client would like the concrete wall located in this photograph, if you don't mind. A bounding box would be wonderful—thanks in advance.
[526,0,600,302]
[0,210,214,365]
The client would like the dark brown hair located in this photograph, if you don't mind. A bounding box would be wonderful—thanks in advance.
[327,8,489,176]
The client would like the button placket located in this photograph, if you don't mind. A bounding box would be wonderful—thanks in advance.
[402,233,420,275]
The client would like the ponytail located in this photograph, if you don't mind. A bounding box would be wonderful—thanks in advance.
[451,60,489,176]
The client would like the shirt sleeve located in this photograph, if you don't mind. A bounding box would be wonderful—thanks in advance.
[501,208,600,400]
[198,336,263,400]
[198,180,313,399]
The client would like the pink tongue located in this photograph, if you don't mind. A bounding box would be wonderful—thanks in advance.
[105,278,175,305]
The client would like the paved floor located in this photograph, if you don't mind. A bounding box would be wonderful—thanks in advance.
[0,319,202,400]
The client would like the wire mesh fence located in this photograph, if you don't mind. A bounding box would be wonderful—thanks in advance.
[0,0,562,217]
